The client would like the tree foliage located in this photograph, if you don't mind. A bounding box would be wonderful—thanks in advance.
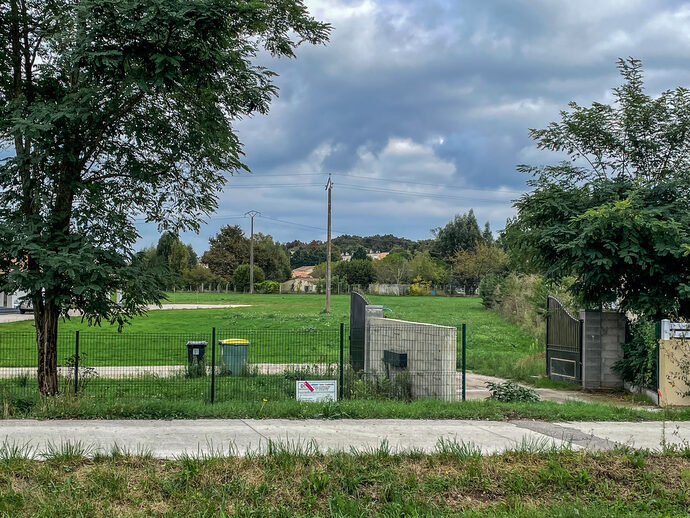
[233,264,264,292]
[201,225,249,283]
[289,241,340,268]
[505,58,690,318]
[0,0,329,395]
[333,259,375,287]
[201,226,290,283]
[433,210,484,260]
[374,253,411,284]
[453,243,507,292]
[408,251,439,283]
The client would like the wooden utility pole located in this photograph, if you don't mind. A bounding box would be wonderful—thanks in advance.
[245,210,260,294]
[325,176,333,313]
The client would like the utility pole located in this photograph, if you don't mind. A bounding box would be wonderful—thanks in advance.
[245,210,260,294]
[325,176,333,313]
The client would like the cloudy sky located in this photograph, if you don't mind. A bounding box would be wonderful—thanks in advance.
[141,0,690,253]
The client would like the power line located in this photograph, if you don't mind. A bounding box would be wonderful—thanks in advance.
[337,183,515,203]
[224,181,516,201]
[228,171,525,195]
[257,214,350,236]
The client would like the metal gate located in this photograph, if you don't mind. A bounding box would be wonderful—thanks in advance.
[349,291,368,371]
[546,296,582,384]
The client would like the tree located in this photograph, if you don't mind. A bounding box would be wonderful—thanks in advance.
[505,58,690,318]
[374,253,410,284]
[183,264,217,289]
[351,246,370,261]
[433,211,483,260]
[233,264,264,293]
[0,1,329,395]
[333,260,375,287]
[290,241,340,268]
[409,251,439,283]
[253,233,291,282]
[201,225,249,283]
[482,222,493,245]
[453,243,507,293]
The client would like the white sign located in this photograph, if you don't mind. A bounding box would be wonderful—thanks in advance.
[296,380,337,402]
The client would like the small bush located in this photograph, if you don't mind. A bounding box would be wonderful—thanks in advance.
[486,380,540,402]
[409,277,431,296]
[256,280,280,294]
[62,354,99,394]
[478,273,504,309]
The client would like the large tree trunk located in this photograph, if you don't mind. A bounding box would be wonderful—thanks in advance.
[34,301,59,396]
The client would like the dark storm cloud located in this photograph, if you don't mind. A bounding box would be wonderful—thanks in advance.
[137,0,690,252]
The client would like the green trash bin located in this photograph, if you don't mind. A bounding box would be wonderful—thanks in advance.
[219,338,250,375]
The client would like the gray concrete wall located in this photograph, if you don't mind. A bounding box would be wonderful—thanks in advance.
[580,310,625,390]
[365,317,457,400]
[368,284,411,296]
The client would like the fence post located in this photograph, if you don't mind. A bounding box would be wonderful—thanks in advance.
[339,323,344,400]
[210,327,216,404]
[461,324,466,402]
[74,330,80,395]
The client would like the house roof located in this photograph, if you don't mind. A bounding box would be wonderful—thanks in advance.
[292,266,315,278]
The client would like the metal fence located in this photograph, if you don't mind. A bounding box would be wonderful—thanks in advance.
[0,324,467,405]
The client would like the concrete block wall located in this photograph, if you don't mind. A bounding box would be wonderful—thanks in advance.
[580,310,625,390]
[365,316,457,401]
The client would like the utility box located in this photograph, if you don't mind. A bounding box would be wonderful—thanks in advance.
[186,341,207,365]
[219,338,250,375]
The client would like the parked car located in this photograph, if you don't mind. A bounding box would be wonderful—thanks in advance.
[18,300,33,314]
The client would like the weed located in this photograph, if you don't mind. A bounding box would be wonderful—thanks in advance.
[42,440,92,463]
[486,380,541,402]
[435,437,482,460]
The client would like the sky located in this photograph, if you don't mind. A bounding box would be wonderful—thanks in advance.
[135,0,690,254]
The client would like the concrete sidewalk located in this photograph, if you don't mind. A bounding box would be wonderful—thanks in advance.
[1,419,688,458]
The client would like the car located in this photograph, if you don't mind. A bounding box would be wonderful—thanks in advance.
[18,300,33,314]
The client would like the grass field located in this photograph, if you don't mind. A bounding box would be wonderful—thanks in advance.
[0,294,543,381]
[1,441,689,516]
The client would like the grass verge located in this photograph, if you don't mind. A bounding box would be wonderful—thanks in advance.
[0,441,689,516]
[2,393,689,421]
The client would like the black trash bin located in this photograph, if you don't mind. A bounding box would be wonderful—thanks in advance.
[186,341,208,377]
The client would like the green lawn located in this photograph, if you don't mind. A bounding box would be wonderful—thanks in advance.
[0,294,542,380]
[1,445,689,517]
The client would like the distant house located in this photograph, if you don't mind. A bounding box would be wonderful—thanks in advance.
[281,277,319,293]
[341,251,389,262]
[368,251,389,261]
[291,266,315,278]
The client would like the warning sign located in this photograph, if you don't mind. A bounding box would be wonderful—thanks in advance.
[296,380,337,402]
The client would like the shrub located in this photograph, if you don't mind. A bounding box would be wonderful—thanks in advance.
[614,317,657,389]
[409,277,431,296]
[486,380,540,402]
[478,273,504,309]
[256,280,280,294]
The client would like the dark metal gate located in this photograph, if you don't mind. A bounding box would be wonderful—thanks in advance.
[546,296,582,384]
[349,291,368,371]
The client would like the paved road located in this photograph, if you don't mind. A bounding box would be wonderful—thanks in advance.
[1,419,687,458]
